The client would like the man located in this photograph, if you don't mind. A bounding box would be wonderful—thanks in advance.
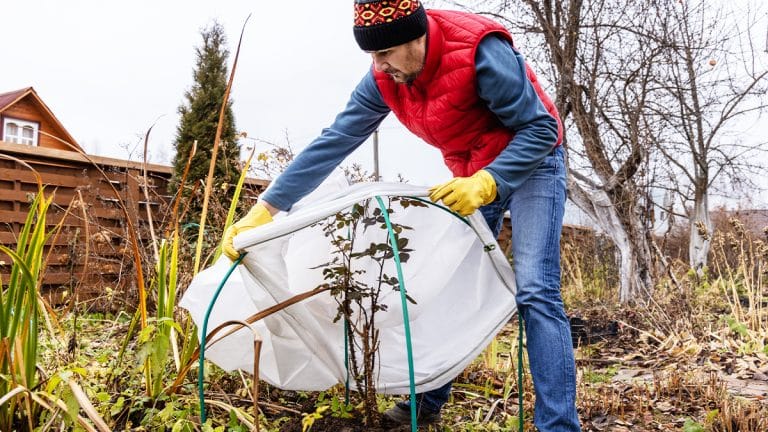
[223,1,580,430]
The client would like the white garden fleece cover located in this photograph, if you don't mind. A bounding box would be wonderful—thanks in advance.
[180,176,517,394]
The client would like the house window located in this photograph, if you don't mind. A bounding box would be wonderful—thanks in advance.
[3,117,39,145]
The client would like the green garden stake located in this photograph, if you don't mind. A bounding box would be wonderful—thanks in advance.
[199,252,247,423]
[375,196,417,432]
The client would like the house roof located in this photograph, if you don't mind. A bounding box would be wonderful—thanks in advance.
[0,87,31,112]
[0,87,83,152]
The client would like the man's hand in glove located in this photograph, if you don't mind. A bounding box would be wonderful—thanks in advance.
[222,202,274,260]
[428,169,497,216]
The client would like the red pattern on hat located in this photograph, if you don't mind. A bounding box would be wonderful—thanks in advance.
[354,0,421,27]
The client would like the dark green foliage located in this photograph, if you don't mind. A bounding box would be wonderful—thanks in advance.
[171,21,241,210]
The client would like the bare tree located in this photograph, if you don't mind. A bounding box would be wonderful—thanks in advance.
[451,0,671,301]
[651,0,768,272]
[446,0,768,299]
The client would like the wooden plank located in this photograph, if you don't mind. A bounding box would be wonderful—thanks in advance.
[0,268,124,286]
[0,188,79,207]
[0,209,38,224]
[0,243,132,263]
[0,208,136,229]
[0,209,107,226]
[0,251,70,265]
[0,168,92,188]
[0,231,79,247]
[0,141,173,173]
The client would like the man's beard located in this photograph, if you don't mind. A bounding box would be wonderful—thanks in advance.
[387,68,421,84]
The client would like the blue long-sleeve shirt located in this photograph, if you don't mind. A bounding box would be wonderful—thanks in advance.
[262,35,559,211]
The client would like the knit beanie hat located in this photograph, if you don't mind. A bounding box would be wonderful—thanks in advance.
[353,0,428,51]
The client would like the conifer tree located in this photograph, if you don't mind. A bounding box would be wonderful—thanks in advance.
[171,21,240,201]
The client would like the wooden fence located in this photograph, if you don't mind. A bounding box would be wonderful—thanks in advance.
[0,141,267,309]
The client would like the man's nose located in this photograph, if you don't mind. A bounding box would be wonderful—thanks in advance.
[372,55,387,72]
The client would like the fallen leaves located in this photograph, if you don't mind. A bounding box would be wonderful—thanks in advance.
[572,306,768,431]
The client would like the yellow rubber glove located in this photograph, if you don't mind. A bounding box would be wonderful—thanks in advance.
[222,203,273,260]
[428,169,497,216]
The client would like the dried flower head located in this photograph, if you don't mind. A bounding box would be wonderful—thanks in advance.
[695,220,710,240]
[729,217,745,236]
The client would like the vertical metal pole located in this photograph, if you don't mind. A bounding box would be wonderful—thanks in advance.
[373,129,380,181]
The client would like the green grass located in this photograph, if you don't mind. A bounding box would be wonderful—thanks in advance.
[582,366,618,384]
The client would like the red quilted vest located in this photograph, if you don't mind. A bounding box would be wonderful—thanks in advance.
[374,10,563,177]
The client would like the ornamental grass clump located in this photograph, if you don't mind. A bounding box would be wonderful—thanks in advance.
[0,181,53,430]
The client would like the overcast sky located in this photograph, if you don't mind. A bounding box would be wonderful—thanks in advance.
[3,0,453,186]
[3,0,766,209]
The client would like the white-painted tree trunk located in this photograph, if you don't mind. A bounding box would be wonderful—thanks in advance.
[689,188,711,273]
[568,179,653,302]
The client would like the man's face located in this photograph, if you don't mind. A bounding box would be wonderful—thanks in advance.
[368,35,426,84]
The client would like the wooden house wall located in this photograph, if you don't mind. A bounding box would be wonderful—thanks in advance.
[1,96,73,150]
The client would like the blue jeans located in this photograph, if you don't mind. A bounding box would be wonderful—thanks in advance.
[416,147,581,431]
